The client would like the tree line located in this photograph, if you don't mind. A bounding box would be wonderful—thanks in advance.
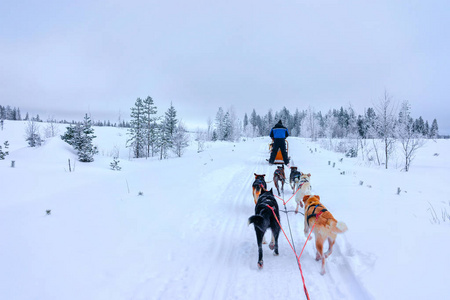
[206,92,440,172]
[238,103,438,141]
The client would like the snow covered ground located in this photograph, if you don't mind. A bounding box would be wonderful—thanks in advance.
[1,120,449,300]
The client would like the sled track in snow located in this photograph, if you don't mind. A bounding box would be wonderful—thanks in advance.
[323,243,374,300]
[189,140,374,300]
[189,153,268,300]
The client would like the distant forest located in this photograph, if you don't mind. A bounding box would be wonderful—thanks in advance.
[210,94,441,142]
[1,93,444,142]
[0,104,130,127]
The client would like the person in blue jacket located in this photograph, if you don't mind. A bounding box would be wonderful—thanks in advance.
[269,120,289,165]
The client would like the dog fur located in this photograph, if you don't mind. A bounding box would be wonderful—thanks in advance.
[294,173,312,214]
[252,174,267,204]
[248,189,280,269]
[302,195,348,275]
[289,166,302,193]
[273,166,286,196]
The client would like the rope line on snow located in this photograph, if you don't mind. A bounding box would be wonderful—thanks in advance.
[267,204,311,300]
[274,183,303,205]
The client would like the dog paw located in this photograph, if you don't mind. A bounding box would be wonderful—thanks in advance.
[274,250,279,256]
[269,242,275,250]
[258,261,264,269]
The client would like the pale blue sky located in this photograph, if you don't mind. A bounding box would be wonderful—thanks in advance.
[1,0,449,133]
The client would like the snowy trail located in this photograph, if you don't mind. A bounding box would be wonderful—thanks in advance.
[179,138,374,300]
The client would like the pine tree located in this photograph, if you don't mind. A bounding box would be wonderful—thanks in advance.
[212,130,218,141]
[430,119,439,138]
[250,109,258,136]
[157,121,171,160]
[243,113,249,131]
[413,117,425,135]
[127,98,146,158]
[164,102,178,145]
[76,114,98,162]
[142,96,158,157]
[424,120,430,137]
[292,109,302,137]
[61,125,77,146]
[215,107,225,140]
[222,111,231,141]
[0,105,5,120]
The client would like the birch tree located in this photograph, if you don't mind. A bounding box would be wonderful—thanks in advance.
[397,101,425,171]
[374,91,397,169]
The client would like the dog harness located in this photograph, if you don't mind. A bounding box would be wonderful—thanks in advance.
[275,169,285,178]
[306,204,328,226]
[254,178,266,187]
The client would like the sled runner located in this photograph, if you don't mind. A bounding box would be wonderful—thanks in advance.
[268,140,289,164]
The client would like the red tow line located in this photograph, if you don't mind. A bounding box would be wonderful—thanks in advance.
[274,183,303,205]
[267,205,323,300]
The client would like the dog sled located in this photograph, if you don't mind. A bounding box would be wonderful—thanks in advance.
[268,140,289,164]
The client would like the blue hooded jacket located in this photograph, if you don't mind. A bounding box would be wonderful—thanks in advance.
[270,120,289,139]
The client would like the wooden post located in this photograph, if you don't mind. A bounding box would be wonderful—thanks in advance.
[11,161,15,168]
[68,159,71,172]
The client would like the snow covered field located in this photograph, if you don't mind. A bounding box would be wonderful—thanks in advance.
[1,120,449,300]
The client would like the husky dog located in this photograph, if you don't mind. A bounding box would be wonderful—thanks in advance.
[252,173,267,205]
[273,166,286,196]
[302,195,348,275]
[294,173,312,214]
[248,189,281,269]
[289,166,302,193]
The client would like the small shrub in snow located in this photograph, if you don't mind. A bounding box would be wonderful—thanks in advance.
[345,148,358,158]
[110,157,122,171]
[335,141,349,153]
[0,141,9,159]
[25,120,43,147]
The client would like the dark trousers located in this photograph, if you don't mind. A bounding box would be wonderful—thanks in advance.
[269,139,289,164]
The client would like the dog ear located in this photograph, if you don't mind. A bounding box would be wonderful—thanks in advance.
[315,195,320,200]
[262,174,266,177]
[303,195,310,202]
[308,173,311,177]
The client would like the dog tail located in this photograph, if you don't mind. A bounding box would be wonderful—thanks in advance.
[331,221,348,234]
[248,215,264,227]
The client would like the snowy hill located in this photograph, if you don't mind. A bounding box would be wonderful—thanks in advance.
[1,120,449,300]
